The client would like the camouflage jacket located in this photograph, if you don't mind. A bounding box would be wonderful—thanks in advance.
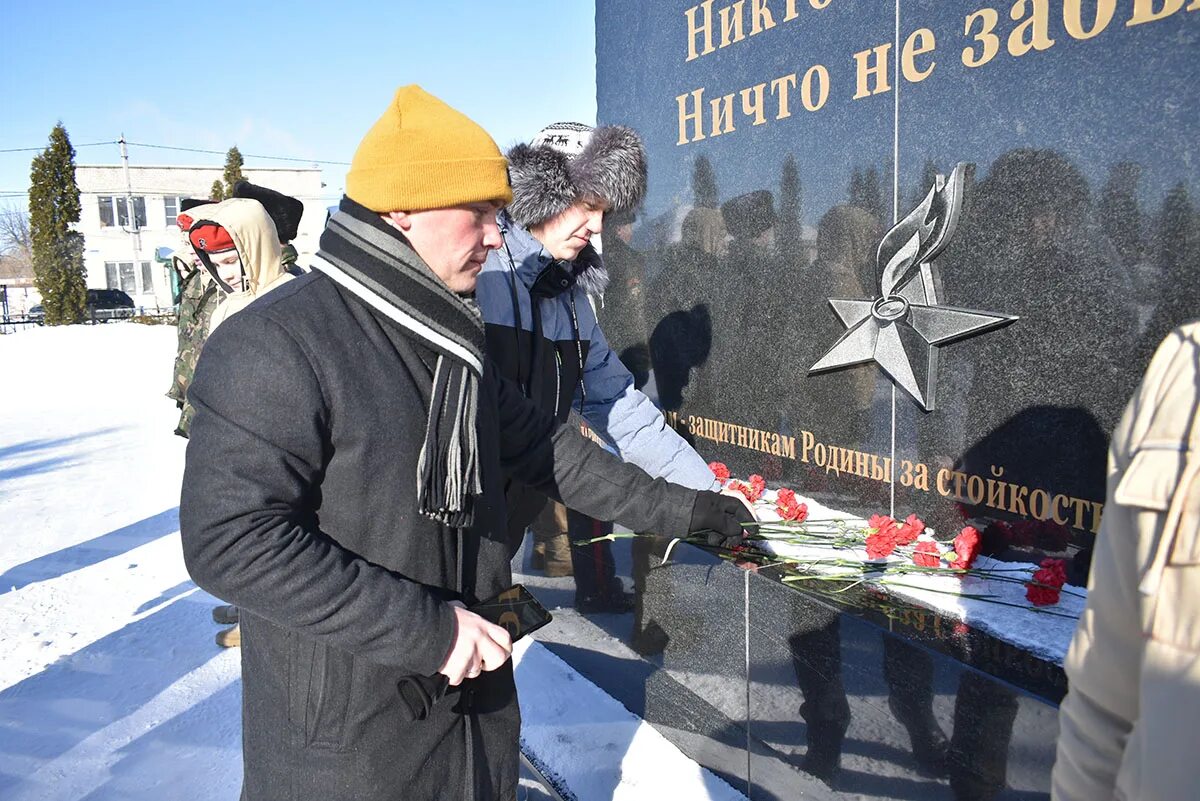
[168,265,220,437]
[281,243,299,271]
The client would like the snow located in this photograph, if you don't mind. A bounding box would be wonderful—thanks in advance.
[752,491,1087,665]
[0,323,740,800]
[514,639,744,801]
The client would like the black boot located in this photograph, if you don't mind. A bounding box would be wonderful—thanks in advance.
[888,695,950,777]
[575,577,635,614]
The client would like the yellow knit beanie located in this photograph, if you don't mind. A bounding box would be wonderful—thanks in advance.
[347,85,513,212]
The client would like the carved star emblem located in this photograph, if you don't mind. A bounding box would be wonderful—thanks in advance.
[808,164,1017,412]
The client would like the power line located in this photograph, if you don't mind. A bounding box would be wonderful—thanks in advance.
[1,138,350,166]
[123,141,349,166]
[0,141,117,153]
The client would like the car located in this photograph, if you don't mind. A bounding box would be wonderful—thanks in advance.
[23,290,136,325]
[87,289,136,321]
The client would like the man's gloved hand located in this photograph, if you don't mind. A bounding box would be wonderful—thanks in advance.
[689,490,756,549]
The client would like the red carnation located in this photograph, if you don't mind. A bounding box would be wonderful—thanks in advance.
[708,462,730,485]
[727,480,755,503]
[1025,558,1068,606]
[913,540,941,567]
[893,514,925,546]
[865,514,899,559]
[865,531,896,560]
[747,474,766,502]
[775,488,808,522]
[950,526,981,570]
[865,514,909,559]
[868,514,897,536]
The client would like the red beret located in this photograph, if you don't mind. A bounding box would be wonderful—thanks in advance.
[176,213,194,231]
[189,223,235,253]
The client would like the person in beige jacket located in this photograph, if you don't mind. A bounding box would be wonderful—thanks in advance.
[180,196,296,647]
[185,197,294,333]
[1052,321,1200,801]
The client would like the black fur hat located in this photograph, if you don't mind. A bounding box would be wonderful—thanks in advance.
[721,190,777,241]
[506,124,647,228]
[231,180,305,243]
[179,197,211,213]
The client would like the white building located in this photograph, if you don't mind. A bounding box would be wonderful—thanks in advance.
[75,165,327,309]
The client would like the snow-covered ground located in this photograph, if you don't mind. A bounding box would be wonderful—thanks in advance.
[0,323,741,801]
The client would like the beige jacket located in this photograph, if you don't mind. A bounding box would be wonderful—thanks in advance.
[193,198,294,332]
[1053,321,1200,801]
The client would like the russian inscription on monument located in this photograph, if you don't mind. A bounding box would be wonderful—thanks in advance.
[528,2,1200,798]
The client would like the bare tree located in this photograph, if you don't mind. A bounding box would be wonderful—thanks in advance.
[0,205,31,255]
[0,204,34,280]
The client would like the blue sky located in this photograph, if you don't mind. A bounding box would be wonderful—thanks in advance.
[0,0,597,204]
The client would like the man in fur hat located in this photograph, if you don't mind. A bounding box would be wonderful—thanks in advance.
[477,122,727,613]
[179,86,752,801]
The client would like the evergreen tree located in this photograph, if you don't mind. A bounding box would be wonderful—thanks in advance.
[1155,183,1197,288]
[848,168,864,207]
[210,180,226,201]
[692,155,718,208]
[222,146,245,198]
[911,159,940,210]
[861,167,886,224]
[1099,161,1145,265]
[1145,182,1199,347]
[778,156,804,262]
[28,123,86,325]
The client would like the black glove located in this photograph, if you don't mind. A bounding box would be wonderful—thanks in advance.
[396,674,451,722]
[689,491,755,549]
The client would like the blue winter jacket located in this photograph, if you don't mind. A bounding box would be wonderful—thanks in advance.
[477,211,717,532]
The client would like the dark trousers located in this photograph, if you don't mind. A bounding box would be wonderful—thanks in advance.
[567,510,617,600]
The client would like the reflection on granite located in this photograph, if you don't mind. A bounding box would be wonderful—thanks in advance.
[892,1,1200,557]
[567,0,1200,798]
[517,538,1062,801]
[596,0,1199,565]
[748,566,1057,800]
[517,537,755,795]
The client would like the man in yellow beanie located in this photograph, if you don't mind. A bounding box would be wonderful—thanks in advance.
[179,85,753,801]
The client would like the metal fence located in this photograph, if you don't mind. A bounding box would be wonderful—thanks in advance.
[1,306,177,333]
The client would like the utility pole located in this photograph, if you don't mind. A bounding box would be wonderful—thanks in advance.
[118,134,144,300]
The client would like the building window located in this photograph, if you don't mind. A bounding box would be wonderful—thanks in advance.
[105,261,155,296]
[164,196,186,227]
[97,195,147,229]
[119,262,136,293]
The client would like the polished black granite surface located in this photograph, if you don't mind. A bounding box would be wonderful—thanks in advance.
[519,1,1200,798]
[519,540,1063,799]
[596,0,1199,554]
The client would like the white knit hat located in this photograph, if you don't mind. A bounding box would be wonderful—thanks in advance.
[529,121,594,156]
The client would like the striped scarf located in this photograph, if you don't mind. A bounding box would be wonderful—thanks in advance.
[311,199,484,529]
